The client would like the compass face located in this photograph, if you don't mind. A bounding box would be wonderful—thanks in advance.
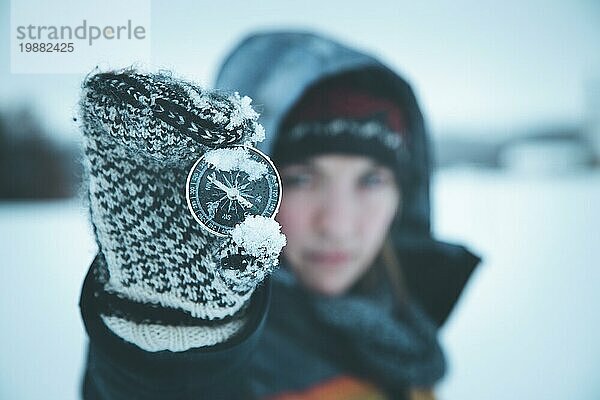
[186,146,281,236]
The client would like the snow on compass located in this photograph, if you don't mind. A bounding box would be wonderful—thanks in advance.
[186,145,282,237]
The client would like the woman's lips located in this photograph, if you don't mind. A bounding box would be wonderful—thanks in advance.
[306,251,351,266]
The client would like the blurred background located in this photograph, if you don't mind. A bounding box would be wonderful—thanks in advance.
[1,0,599,399]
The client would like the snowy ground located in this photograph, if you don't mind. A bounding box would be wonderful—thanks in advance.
[0,200,95,400]
[434,168,600,400]
[0,168,598,400]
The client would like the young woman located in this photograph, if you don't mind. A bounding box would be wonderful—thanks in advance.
[78,31,480,400]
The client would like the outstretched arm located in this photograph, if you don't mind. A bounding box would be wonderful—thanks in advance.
[77,68,284,399]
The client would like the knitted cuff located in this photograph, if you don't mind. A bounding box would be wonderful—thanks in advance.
[88,253,250,351]
[100,314,248,352]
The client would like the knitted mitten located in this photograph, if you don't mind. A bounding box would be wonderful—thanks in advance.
[79,68,285,351]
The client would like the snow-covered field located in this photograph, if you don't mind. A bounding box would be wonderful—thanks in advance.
[1,168,598,400]
[0,200,95,400]
[434,168,600,400]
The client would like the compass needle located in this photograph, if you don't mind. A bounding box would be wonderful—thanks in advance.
[236,194,253,209]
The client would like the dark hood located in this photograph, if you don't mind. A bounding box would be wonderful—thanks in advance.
[215,30,480,327]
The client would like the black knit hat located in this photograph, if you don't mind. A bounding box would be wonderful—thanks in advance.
[273,82,410,183]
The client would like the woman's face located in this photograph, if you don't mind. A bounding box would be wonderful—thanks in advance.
[276,154,401,296]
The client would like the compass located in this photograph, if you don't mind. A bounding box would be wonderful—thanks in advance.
[186,145,281,236]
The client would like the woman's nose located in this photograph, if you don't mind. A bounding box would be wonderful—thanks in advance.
[314,186,357,240]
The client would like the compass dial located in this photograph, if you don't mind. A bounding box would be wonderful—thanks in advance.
[186,146,281,236]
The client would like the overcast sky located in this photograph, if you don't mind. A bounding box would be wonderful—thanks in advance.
[1,0,599,142]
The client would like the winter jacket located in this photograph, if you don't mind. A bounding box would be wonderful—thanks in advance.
[80,31,481,399]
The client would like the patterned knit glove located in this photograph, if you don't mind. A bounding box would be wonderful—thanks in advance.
[79,68,285,351]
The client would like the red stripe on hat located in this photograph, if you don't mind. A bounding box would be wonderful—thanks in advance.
[286,84,406,135]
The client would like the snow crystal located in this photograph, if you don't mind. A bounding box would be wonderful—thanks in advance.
[212,110,229,125]
[231,215,286,259]
[250,123,266,144]
[226,92,259,131]
[183,84,211,111]
[204,147,268,181]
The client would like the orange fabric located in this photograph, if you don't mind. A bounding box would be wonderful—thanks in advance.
[266,375,387,400]
[407,388,436,400]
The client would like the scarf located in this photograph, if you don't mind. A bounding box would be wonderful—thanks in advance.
[272,266,446,394]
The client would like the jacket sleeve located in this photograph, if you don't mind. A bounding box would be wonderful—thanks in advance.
[79,255,270,400]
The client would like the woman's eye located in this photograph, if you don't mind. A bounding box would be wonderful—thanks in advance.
[359,172,391,188]
[282,173,312,188]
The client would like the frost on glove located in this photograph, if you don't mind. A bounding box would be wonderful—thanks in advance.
[79,68,285,351]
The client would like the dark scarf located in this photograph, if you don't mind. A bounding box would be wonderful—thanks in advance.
[272,266,446,394]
